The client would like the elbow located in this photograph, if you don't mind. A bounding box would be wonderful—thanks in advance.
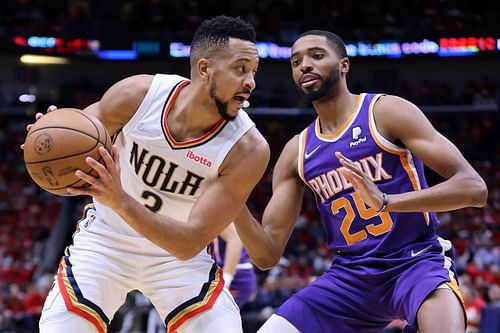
[253,255,281,271]
[172,244,206,261]
[254,262,276,271]
[249,242,284,270]
[461,175,488,208]
[176,253,196,261]
[471,179,488,207]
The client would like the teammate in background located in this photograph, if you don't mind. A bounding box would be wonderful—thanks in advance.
[26,15,270,333]
[234,30,488,333]
[211,224,257,308]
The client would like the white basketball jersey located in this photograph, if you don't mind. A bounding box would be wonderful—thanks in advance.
[93,74,255,237]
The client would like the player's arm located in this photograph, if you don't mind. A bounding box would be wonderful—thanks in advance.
[218,223,244,285]
[339,95,487,212]
[70,127,270,260]
[234,136,306,270]
[22,75,152,146]
[83,74,153,136]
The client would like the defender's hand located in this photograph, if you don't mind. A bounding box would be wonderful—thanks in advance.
[336,151,385,211]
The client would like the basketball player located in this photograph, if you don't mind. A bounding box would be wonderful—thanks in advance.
[28,16,270,333]
[211,224,257,308]
[234,30,488,332]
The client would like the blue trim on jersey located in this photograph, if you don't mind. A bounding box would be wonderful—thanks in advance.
[62,254,110,324]
[164,262,218,326]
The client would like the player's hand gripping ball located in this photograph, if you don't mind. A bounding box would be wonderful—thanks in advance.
[23,108,112,196]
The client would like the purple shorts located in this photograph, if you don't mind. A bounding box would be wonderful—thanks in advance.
[230,267,257,307]
[276,237,463,333]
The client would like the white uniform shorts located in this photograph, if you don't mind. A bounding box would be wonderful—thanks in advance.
[39,207,242,333]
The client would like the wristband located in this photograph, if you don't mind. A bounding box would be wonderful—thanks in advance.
[377,193,389,213]
[223,272,234,287]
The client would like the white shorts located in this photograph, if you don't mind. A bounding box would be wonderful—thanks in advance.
[40,207,242,333]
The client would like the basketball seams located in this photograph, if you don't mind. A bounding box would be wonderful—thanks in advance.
[24,128,108,164]
[27,126,99,141]
[25,136,109,191]
[43,154,108,192]
[24,108,112,196]
[27,108,100,134]
[26,107,103,144]
[74,109,105,144]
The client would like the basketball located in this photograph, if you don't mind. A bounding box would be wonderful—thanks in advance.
[23,108,112,196]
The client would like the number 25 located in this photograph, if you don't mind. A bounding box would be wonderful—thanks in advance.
[331,193,393,245]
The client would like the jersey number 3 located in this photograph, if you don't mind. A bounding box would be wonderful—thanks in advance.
[331,192,393,245]
[142,190,162,212]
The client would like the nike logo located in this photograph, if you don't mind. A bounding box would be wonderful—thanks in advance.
[305,145,321,159]
[411,245,433,257]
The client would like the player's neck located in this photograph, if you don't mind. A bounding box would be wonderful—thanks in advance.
[167,83,225,142]
[313,89,359,135]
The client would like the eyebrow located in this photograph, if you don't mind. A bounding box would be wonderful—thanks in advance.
[232,57,259,66]
[291,46,327,58]
[235,58,254,62]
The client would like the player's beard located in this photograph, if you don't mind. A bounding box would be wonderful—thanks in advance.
[297,63,340,103]
[210,77,236,121]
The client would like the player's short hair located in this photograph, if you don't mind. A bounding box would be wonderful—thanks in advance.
[190,15,256,67]
[297,30,348,59]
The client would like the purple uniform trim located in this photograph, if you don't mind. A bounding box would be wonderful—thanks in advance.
[211,237,256,307]
[230,268,257,307]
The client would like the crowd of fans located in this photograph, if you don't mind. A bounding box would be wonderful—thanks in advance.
[2,74,497,112]
[1,0,499,112]
[0,114,56,332]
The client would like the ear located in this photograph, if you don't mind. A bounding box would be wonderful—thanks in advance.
[197,58,212,81]
[340,57,350,74]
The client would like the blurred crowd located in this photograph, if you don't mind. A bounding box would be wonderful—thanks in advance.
[0,0,499,112]
[1,0,499,44]
[249,76,499,109]
[1,75,498,111]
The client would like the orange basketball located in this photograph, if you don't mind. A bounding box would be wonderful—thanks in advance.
[23,108,112,196]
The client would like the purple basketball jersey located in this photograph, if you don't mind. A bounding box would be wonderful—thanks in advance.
[298,93,438,257]
[275,93,465,332]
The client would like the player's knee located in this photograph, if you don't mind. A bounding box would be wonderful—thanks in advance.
[417,289,465,333]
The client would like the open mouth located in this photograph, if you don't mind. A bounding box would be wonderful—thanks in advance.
[232,94,248,107]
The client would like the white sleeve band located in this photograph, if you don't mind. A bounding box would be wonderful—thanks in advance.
[223,272,234,287]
